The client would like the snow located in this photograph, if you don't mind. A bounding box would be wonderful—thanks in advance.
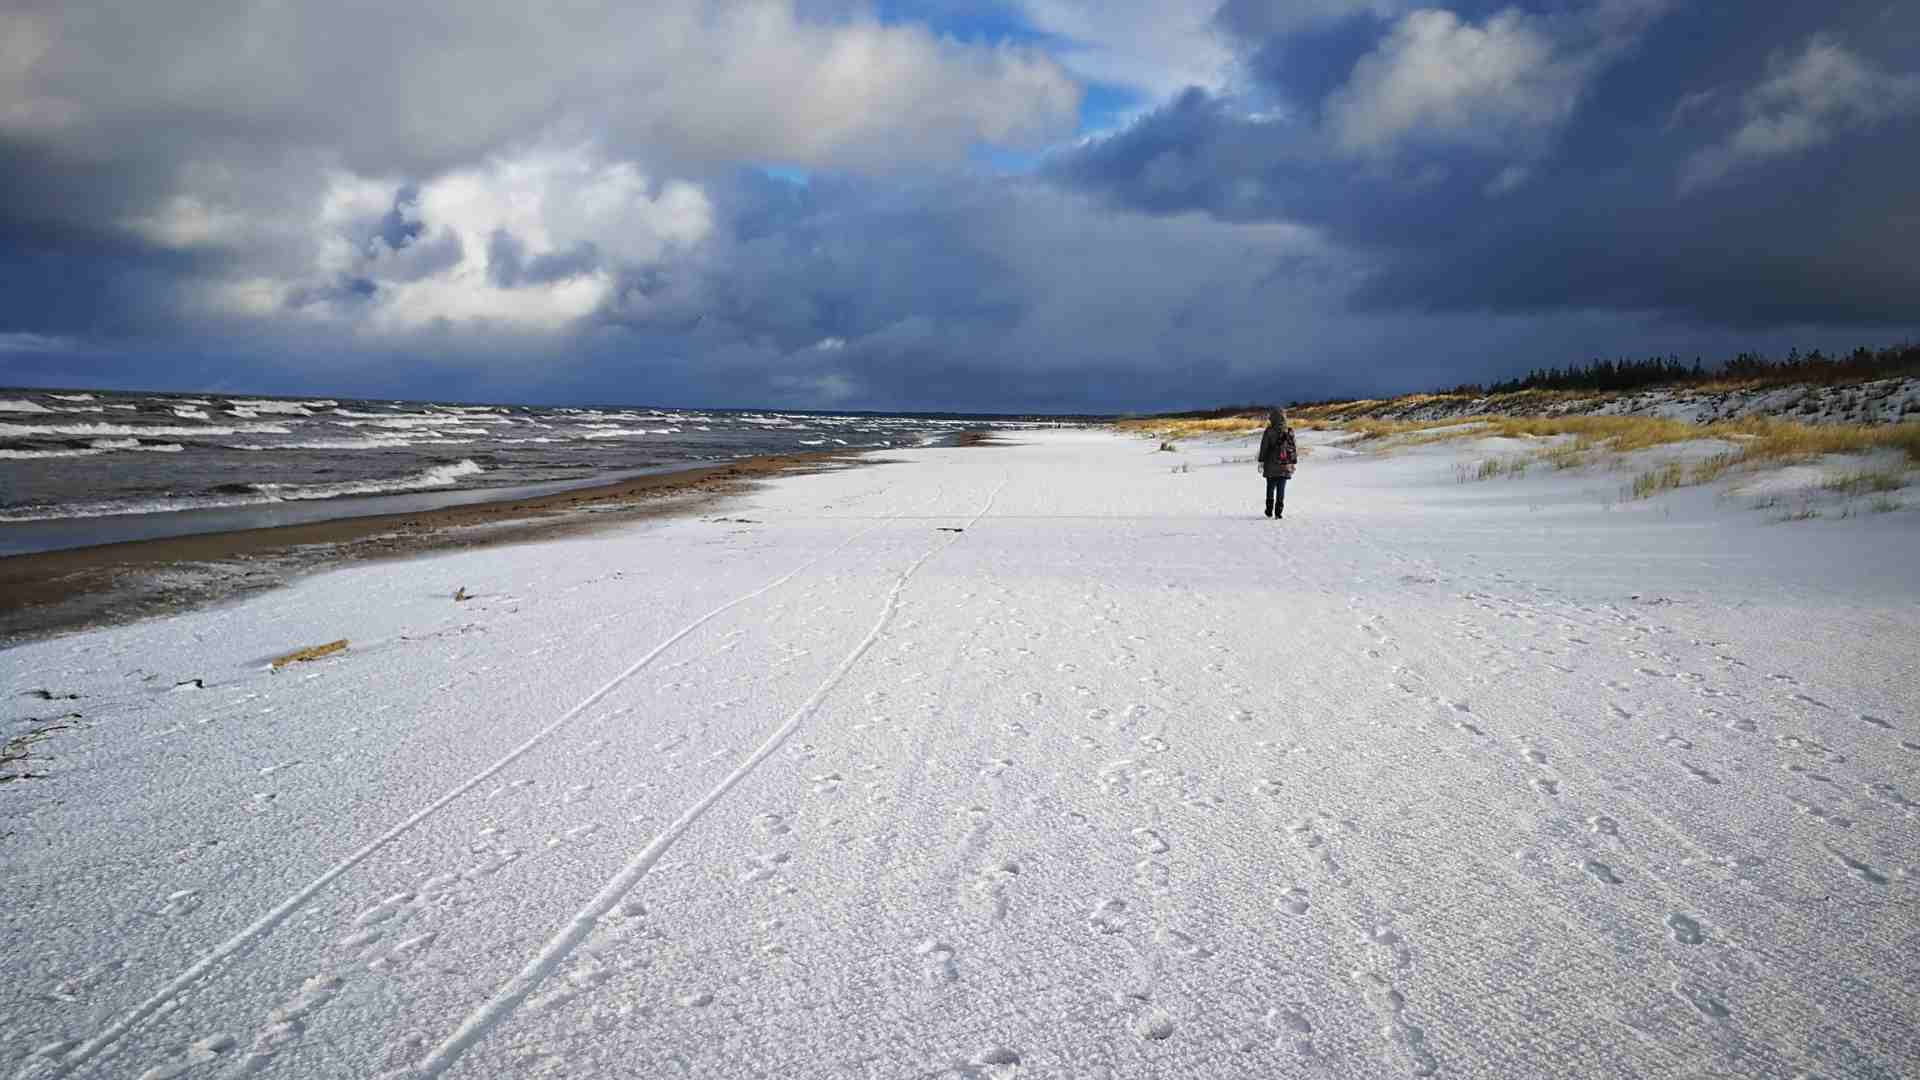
[4,429,1917,1079]
[1331,376,1920,426]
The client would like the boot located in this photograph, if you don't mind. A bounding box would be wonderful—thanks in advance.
[1275,503,1284,520]
[1263,501,1273,518]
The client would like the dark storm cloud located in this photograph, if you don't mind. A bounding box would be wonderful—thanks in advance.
[1053,1,1920,331]
[3,1,1918,410]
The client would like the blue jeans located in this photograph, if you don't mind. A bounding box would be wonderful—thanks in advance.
[1265,476,1287,511]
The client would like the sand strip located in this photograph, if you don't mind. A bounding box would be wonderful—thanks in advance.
[0,448,888,647]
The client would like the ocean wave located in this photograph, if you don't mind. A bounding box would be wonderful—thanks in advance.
[50,393,96,402]
[0,459,486,521]
[0,447,106,460]
[225,399,325,415]
[250,459,485,500]
[0,440,201,461]
[230,437,416,451]
[87,439,186,453]
[365,417,468,430]
[0,399,55,414]
[0,421,295,438]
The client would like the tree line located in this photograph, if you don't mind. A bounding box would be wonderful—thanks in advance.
[1451,342,1920,396]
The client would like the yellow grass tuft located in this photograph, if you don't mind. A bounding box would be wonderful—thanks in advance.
[1112,415,1330,441]
[271,639,349,669]
[1629,463,1687,499]
[1822,468,1908,496]
[1319,411,1918,501]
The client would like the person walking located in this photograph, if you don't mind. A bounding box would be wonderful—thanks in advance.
[1257,407,1297,519]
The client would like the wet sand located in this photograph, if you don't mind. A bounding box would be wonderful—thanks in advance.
[0,449,887,648]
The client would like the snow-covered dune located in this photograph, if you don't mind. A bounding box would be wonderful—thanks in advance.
[3,429,1915,1079]
[1303,376,1920,426]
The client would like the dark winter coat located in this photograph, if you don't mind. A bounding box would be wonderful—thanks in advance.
[1258,424,1297,478]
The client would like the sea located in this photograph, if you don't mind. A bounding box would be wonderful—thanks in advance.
[0,388,1045,556]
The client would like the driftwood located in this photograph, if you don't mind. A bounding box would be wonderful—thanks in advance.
[270,639,349,670]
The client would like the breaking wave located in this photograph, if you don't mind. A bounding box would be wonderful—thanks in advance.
[0,421,295,438]
[0,459,485,520]
[249,459,485,500]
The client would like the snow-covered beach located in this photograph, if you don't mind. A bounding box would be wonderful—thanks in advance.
[4,427,1917,1079]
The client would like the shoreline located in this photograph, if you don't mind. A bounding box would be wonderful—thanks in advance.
[0,447,896,649]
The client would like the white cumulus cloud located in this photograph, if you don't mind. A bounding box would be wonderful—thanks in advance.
[186,147,714,336]
[1324,2,1666,160]
[1009,1,1233,99]
[1680,35,1920,192]
[5,1,1081,172]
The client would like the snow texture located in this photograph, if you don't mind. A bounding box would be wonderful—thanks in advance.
[1333,376,1920,426]
[3,429,1917,1079]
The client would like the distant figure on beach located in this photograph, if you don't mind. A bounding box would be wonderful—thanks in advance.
[1257,407,1297,519]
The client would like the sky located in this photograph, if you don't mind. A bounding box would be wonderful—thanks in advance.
[2,0,1918,412]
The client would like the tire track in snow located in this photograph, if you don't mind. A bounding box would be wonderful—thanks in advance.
[35,487,931,1080]
[402,470,1008,1079]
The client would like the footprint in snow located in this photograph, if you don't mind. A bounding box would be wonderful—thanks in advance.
[156,889,201,916]
[1665,914,1705,945]
[1089,898,1128,935]
[1132,1007,1177,1041]
[1267,1006,1318,1060]
[970,1046,1021,1069]
[1156,926,1213,959]
[1683,763,1722,785]
[1134,860,1171,890]
[1671,981,1730,1020]
[1131,828,1169,855]
[917,940,959,984]
[1828,848,1889,886]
